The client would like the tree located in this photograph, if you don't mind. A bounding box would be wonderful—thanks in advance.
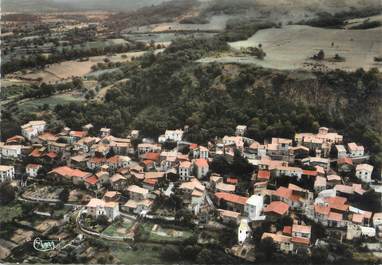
[196,249,215,264]
[0,205,23,225]
[232,150,254,178]
[160,246,180,261]
[59,188,69,203]
[311,222,327,241]
[311,246,329,264]
[175,209,193,225]
[72,77,84,89]
[96,215,109,226]
[258,237,276,261]
[360,190,381,212]
[182,245,201,261]
[0,183,16,205]
[210,155,230,175]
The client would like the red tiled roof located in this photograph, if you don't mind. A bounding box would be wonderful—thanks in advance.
[142,160,154,166]
[328,212,343,222]
[6,135,24,143]
[226,177,238,184]
[46,151,57,159]
[70,131,87,138]
[352,214,364,224]
[143,152,160,161]
[50,166,90,179]
[189,143,198,150]
[264,201,289,216]
[324,196,348,212]
[215,192,248,205]
[107,155,120,164]
[315,204,330,215]
[324,196,347,205]
[283,226,292,235]
[90,157,105,164]
[291,237,310,245]
[85,175,99,185]
[273,186,299,202]
[338,157,353,165]
[30,149,43,158]
[195,158,208,167]
[258,170,271,180]
[292,224,311,234]
[302,170,318,177]
[143,178,158,186]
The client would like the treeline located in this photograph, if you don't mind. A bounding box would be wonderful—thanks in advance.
[219,19,277,42]
[1,43,135,75]
[107,0,198,31]
[1,78,83,103]
[297,8,382,28]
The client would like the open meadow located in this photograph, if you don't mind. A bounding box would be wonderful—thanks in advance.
[199,25,382,71]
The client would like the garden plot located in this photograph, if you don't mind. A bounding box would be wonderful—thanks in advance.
[102,219,135,237]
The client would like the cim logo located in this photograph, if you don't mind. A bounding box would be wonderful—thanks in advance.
[33,237,58,252]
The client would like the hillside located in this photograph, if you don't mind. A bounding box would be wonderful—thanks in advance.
[45,38,382,171]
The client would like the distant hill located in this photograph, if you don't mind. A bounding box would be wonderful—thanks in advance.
[1,0,65,12]
[53,0,171,11]
[1,0,172,12]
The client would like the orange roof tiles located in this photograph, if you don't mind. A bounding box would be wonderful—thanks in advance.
[328,212,343,222]
[283,226,292,235]
[315,204,330,216]
[50,166,90,179]
[195,158,208,167]
[107,155,120,164]
[30,149,43,158]
[6,135,25,143]
[324,196,348,212]
[352,214,364,224]
[46,151,57,158]
[292,237,310,245]
[189,143,198,150]
[143,152,160,161]
[258,170,271,180]
[215,192,248,205]
[142,160,154,166]
[85,176,99,185]
[70,131,87,138]
[292,224,311,234]
[302,170,318,177]
[143,178,158,186]
[264,201,289,216]
[338,157,353,165]
[226,177,238,184]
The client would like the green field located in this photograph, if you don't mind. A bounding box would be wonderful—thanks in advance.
[58,39,129,53]
[103,220,134,237]
[17,93,84,112]
[111,243,167,264]
[139,222,193,242]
